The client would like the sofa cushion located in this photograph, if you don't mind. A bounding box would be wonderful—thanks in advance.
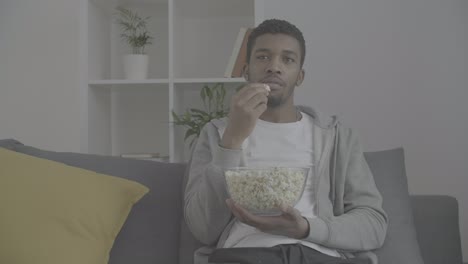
[0,148,148,264]
[9,142,187,264]
[364,148,424,264]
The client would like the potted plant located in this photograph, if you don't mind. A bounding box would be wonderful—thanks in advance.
[172,83,232,149]
[114,6,153,80]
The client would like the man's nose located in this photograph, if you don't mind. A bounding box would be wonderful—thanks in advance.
[266,57,282,74]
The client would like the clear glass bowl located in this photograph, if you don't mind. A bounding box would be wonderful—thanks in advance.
[224,166,310,215]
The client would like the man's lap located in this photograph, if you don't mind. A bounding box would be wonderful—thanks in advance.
[208,244,369,264]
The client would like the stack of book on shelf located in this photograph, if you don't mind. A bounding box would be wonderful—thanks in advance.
[119,153,170,163]
[224,27,253,78]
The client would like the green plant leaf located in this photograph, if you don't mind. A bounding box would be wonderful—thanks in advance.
[189,137,198,149]
[190,113,205,121]
[211,83,220,94]
[184,128,198,141]
[219,84,226,111]
[171,111,182,123]
[205,85,213,101]
[212,83,221,112]
[172,83,230,143]
[114,6,153,54]
[200,86,207,109]
[190,108,209,116]
[220,85,226,102]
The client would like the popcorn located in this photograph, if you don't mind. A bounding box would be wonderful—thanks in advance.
[225,167,307,214]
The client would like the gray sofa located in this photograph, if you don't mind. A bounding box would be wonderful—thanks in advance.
[0,139,465,264]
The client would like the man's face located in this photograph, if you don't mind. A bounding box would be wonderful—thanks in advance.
[244,33,305,108]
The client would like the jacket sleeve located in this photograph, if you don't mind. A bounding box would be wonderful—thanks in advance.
[305,126,388,251]
[184,123,242,245]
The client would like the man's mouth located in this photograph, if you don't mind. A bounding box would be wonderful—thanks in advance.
[262,77,285,90]
[264,83,282,90]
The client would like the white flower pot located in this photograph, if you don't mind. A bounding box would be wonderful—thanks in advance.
[123,54,149,80]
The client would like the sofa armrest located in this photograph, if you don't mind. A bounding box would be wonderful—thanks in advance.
[410,195,463,264]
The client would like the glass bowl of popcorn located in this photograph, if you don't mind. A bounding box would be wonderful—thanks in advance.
[224,166,310,215]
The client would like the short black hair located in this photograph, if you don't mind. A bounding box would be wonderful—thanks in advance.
[246,19,306,67]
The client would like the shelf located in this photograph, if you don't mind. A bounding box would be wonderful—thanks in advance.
[89,79,170,86]
[86,0,257,161]
[89,78,244,86]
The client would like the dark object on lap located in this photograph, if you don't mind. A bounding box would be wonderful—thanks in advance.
[208,244,369,264]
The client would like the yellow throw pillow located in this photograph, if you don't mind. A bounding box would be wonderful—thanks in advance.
[0,148,149,264]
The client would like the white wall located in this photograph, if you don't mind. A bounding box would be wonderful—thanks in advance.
[0,0,83,152]
[262,0,468,260]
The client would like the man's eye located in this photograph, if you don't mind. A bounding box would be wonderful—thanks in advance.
[257,55,268,60]
[285,57,295,63]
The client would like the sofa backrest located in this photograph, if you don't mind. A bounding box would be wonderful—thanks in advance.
[364,148,424,264]
[2,139,444,264]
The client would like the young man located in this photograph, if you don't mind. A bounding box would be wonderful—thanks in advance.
[184,19,388,264]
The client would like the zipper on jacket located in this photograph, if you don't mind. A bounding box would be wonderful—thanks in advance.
[314,128,336,218]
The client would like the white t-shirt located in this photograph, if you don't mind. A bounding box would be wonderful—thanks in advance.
[222,112,340,258]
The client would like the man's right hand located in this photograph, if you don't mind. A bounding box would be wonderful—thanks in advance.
[220,83,270,149]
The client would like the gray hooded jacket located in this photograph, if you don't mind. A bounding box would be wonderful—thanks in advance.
[184,106,388,264]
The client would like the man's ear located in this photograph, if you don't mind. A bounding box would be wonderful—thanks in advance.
[296,69,305,86]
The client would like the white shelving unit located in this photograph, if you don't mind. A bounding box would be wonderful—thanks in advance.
[85,0,263,162]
